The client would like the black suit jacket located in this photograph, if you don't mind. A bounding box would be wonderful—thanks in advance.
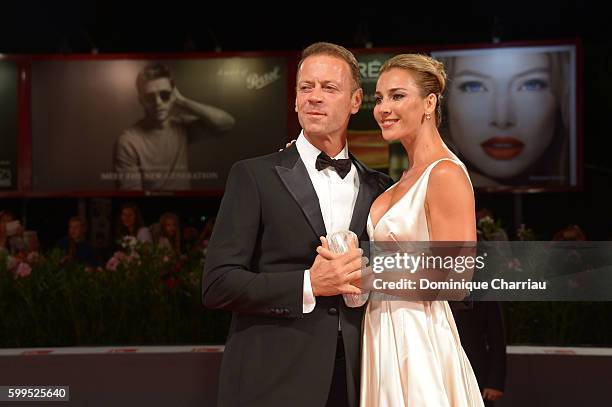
[202,145,392,407]
[452,301,507,392]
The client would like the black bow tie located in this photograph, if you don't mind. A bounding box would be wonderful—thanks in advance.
[315,151,352,179]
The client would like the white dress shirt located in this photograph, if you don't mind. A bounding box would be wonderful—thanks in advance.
[295,132,363,313]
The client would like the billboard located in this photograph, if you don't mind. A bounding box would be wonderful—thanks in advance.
[31,56,289,193]
[0,60,18,191]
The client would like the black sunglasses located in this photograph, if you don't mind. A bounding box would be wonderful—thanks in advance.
[143,90,172,103]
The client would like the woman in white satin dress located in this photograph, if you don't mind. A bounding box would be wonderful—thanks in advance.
[360,54,484,406]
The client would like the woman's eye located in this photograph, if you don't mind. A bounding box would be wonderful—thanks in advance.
[392,94,405,101]
[374,96,382,104]
[458,81,487,93]
[518,79,549,91]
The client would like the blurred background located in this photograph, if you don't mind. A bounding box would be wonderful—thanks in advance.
[0,1,611,405]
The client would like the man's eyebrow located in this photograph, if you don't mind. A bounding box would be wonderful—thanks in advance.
[321,80,341,85]
[297,79,341,85]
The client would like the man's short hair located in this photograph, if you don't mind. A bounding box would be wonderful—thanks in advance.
[69,216,86,228]
[297,42,361,90]
[136,63,175,94]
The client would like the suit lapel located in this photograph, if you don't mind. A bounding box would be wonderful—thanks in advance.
[275,146,327,238]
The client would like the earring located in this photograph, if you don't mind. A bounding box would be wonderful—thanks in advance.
[425,113,432,120]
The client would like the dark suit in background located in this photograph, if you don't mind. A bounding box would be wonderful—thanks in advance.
[453,301,507,406]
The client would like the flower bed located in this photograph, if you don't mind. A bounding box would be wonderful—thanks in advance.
[0,239,229,348]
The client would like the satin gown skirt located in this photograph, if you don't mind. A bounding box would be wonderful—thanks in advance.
[361,300,483,407]
[361,157,484,407]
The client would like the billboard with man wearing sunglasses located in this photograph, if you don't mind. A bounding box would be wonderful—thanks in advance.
[113,63,235,190]
[31,56,288,193]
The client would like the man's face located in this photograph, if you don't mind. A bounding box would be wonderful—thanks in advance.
[295,55,361,139]
[69,221,84,241]
[139,77,176,123]
[163,218,177,237]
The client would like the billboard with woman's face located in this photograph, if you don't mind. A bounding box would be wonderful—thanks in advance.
[432,44,577,190]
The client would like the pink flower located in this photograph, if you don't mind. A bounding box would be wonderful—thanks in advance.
[105,251,126,271]
[506,258,523,272]
[127,251,140,263]
[114,251,127,260]
[106,257,120,271]
[26,251,40,263]
[15,262,31,278]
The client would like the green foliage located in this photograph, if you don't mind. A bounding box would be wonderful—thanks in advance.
[0,244,229,348]
[2,235,611,348]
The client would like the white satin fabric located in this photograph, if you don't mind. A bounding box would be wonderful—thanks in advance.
[360,158,484,407]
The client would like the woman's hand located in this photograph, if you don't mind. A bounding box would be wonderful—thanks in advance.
[278,139,297,151]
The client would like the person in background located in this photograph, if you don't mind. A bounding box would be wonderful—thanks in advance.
[192,216,216,254]
[453,301,507,406]
[56,216,96,266]
[115,202,152,246]
[552,224,586,241]
[154,212,181,255]
[0,210,25,254]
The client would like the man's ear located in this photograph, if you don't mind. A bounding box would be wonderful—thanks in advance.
[351,88,363,114]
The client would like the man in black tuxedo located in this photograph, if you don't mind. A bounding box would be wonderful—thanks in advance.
[202,42,392,407]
